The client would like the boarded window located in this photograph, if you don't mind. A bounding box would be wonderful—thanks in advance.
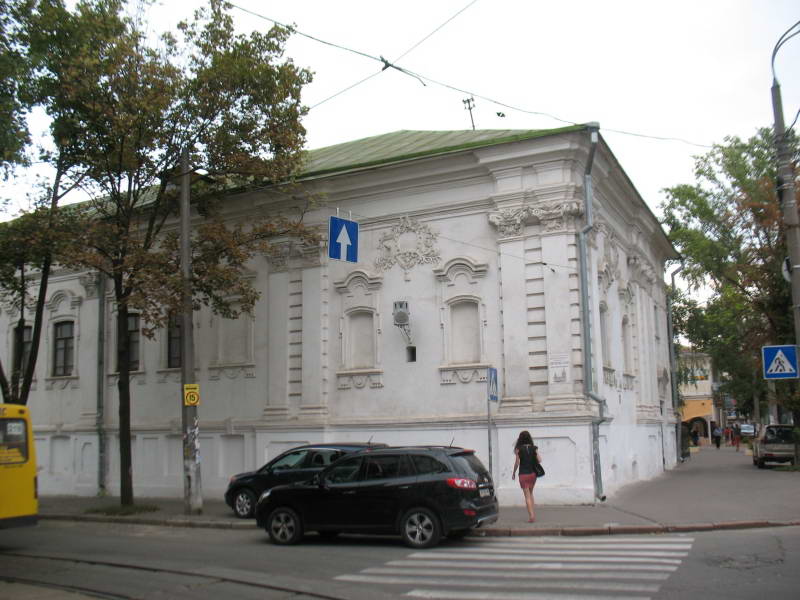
[348,310,375,368]
[450,300,480,364]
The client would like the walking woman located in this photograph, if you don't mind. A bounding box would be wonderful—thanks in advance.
[511,430,542,522]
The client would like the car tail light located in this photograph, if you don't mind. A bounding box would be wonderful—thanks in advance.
[463,509,476,516]
[447,477,477,490]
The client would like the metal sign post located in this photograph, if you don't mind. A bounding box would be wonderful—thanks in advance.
[486,367,498,474]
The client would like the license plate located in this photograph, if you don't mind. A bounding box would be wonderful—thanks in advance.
[479,488,490,497]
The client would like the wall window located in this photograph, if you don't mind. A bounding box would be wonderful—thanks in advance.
[347,310,375,368]
[167,313,182,369]
[126,314,140,371]
[14,325,32,372]
[599,303,610,367]
[449,300,480,364]
[53,321,74,376]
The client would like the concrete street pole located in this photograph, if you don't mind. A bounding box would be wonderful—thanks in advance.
[180,148,202,514]
[771,80,800,348]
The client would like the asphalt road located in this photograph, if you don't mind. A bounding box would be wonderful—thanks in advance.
[2,519,799,599]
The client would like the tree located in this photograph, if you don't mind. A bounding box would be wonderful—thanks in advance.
[661,127,800,426]
[0,0,119,405]
[37,0,314,505]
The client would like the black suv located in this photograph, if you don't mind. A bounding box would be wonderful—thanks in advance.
[224,443,385,518]
[254,446,499,548]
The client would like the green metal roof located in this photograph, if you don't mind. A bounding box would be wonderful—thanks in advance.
[301,125,586,178]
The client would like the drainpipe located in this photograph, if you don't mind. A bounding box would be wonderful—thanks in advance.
[667,260,685,463]
[577,122,607,502]
[96,272,107,494]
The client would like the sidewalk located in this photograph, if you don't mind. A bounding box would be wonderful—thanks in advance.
[37,446,800,536]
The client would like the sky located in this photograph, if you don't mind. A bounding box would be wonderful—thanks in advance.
[2,0,799,220]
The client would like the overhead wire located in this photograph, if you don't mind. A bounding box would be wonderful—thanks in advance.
[230,3,714,149]
[307,0,480,110]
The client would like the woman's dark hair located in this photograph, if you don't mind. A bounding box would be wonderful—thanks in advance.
[515,430,533,448]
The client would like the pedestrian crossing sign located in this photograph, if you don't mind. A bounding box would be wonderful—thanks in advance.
[762,345,799,380]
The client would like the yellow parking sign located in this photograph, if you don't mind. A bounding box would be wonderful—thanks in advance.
[183,384,200,406]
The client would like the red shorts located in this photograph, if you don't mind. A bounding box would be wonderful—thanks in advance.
[519,473,537,489]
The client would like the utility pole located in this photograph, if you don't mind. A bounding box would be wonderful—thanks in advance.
[180,148,202,514]
[463,96,475,130]
[771,22,800,348]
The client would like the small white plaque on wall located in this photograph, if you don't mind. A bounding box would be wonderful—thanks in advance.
[548,353,571,383]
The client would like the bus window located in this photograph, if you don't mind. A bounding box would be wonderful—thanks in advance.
[0,419,28,464]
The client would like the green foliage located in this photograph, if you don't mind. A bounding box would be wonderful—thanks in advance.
[661,128,800,421]
[0,0,34,175]
[8,0,315,504]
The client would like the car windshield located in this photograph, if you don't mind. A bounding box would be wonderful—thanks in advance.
[450,451,489,480]
[765,427,794,444]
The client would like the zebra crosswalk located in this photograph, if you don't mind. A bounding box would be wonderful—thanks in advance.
[335,535,694,599]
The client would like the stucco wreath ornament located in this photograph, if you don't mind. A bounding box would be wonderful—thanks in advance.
[375,215,440,277]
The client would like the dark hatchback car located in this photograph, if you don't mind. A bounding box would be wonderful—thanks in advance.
[225,443,385,518]
[254,445,499,549]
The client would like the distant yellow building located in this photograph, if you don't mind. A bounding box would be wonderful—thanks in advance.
[678,351,718,443]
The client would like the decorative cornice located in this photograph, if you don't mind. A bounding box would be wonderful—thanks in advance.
[488,199,583,238]
[265,238,321,271]
[433,257,488,283]
[333,269,383,293]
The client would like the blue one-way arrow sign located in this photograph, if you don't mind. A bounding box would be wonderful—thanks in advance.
[762,345,799,380]
[328,216,359,263]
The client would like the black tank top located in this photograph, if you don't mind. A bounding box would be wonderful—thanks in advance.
[518,444,538,475]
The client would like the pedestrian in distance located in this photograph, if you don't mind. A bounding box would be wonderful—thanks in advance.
[511,430,542,523]
[712,425,722,449]
[732,423,741,452]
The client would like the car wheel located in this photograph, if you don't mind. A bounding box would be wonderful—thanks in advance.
[400,507,441,549]
[233,489,256,519]
[757,458,766,469]
[267,507,303,545]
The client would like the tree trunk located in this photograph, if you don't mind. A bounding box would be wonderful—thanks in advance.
[116,298,134,506]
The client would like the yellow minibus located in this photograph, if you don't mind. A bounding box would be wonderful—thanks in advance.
[0,403,38,528]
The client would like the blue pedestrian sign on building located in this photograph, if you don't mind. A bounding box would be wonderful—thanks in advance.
[328,216,359,263]
[762,345,799,380]
[487,367,498,403]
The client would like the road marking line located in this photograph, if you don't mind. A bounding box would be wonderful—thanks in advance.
[405,590,651,600]
[466,536,693,544]
[388,560,679,572]
[335,574,660,593]
[408,552,683,564]
[445,547,689,557]
[363,567,671,581]
[460,543,692,550]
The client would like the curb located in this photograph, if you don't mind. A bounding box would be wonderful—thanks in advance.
[41,514,800,536]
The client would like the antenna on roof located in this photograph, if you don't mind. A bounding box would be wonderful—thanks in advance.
[449,437,455,447]
[462,96,475,130]
[367,435,373,445]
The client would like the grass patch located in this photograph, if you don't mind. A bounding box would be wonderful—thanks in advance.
[773,465,800,472]
[85,504,160,516]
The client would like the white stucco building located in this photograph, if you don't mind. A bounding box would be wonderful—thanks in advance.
[2,125,679,505]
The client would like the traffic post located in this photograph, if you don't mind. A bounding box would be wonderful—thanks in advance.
[486,367,498,473]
